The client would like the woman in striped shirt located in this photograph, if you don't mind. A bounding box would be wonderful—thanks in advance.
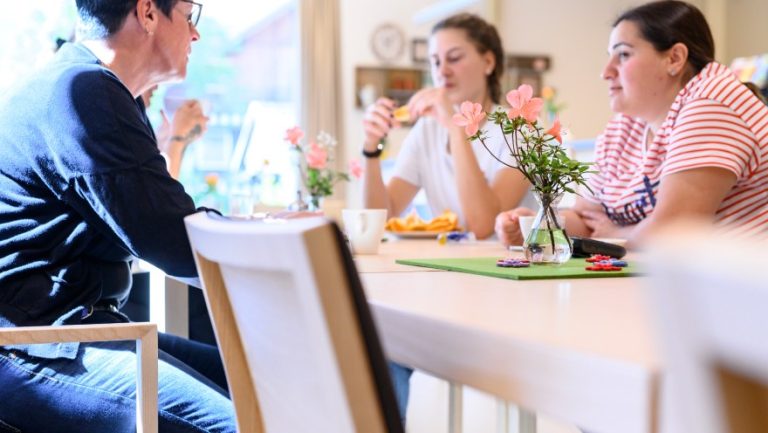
[495,0,768,247]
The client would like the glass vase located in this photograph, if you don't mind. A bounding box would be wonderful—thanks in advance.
[524,192,572,265]
[287,190,309,211]
[306,193,323,212]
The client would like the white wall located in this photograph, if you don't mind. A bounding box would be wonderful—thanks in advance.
[724,0,768,61]
[497,0,639,141]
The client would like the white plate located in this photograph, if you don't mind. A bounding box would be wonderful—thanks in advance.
[386,230,445,239]
[593,238,628,247]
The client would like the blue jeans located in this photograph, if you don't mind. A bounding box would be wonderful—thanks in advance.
[389,362,414,419]
[0,313,412,432]
[0,316,236,432]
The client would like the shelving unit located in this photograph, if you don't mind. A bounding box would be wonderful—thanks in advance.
[354,66,430,108]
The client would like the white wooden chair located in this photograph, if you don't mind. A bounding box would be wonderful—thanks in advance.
[648,224,768,433]
[0,322,158,433]
[184,212,405,433]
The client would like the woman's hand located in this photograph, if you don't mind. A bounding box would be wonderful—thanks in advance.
[362,98,400,151]
[407,87,455,129]
[581,209,623,238]
[494,207,535,248]
[173,100,208,139]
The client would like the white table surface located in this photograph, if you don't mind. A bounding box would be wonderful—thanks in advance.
[358,238,660,433]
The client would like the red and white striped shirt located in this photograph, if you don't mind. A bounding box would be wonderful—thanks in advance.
[585,62,768,235]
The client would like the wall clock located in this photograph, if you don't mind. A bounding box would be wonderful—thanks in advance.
[370,23,405,63]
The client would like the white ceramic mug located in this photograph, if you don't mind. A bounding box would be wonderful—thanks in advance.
[342,209,387,255]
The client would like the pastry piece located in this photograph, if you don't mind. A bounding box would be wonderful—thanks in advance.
[393,106,410,122]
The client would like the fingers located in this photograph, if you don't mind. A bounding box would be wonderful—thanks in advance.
[172,100,205,124]
[513,206,536,217]
[495,207,537,247]
[580,210,612,235]
[376,97,396,110]
[177,100,205,117]
[407,88,436,118]
[160,109,170,127]
[495,210,522,247]
[365,103,393,129]
[408,87,453,126]
[363,98,397,146]
[580,210,601,227]
[362,119,389,144]
[195,117,209,136]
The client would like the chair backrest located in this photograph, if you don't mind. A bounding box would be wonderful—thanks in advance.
[648,225,768,433]
[184,212,404,433]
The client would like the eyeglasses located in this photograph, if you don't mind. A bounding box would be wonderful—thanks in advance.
[179,0,202,27]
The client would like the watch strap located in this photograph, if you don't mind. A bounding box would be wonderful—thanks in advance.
[362,140,385,158]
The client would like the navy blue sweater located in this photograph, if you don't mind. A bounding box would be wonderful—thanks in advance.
[0,43,199,358]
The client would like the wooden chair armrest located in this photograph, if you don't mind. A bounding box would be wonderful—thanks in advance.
[0,323,158,433]
[0,322,156,345]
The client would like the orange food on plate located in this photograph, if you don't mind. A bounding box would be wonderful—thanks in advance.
[385,210,459,232]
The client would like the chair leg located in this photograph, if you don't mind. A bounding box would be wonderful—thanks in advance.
[136,327,158,433]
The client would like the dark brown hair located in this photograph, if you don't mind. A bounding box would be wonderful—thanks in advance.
[615,1,767,104]
[432,13,504,104]
[743,82,768,105]
[614,1,714,79]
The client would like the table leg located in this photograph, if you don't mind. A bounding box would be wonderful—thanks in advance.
[164,275,188,338]
[448,382,463,433]
[496,399,512,433]
[519,408,537,433]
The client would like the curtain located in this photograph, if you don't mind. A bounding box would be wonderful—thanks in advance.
[299,0,344,175]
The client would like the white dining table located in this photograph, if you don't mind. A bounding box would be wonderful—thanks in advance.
[356,237,660,433]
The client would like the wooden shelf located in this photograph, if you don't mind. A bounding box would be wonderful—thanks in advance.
[355,66,429,109]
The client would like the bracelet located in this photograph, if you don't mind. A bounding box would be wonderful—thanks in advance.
[362,141,385,158]
[170,135,186,142]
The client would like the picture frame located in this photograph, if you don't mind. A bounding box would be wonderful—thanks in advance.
[411,38,429,65]
[503,54,551,96]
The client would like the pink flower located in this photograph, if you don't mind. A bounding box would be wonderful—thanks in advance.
[546,118,562,144]
[452,101,485,136]
[284,126,304,146]
[506,84,544,124]
[306,142,327,169]
[348,158,363,179]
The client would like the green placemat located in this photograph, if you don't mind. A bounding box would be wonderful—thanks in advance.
[395,257,640,280]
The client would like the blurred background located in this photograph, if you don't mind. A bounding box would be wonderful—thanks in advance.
[1,0,765,212]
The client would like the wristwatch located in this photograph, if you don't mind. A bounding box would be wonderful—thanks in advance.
[362,140,385,158]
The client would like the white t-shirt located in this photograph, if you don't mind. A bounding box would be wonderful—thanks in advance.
[392,111,535,225]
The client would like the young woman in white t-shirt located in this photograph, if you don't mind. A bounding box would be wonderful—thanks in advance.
[495,0,768,248]
[362,14,532,239]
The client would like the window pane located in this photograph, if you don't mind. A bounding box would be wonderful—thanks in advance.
[0,2,77,95]
[0,2,301,211]
[159,0,300,209]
